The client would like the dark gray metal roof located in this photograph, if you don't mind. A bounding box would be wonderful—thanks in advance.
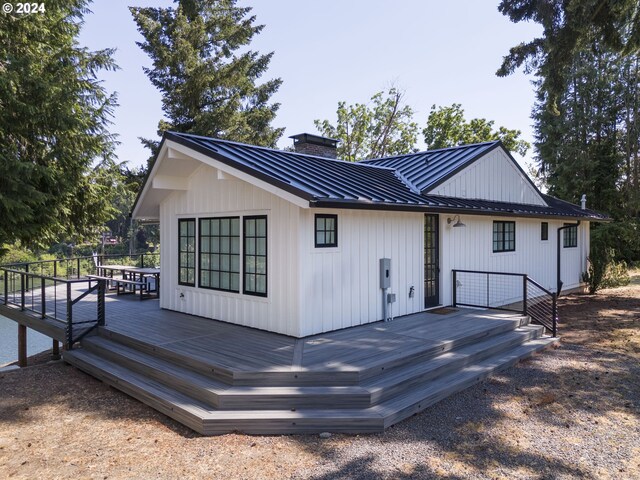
[158,132,609,221]
[361,141,501,192]
[168,132,426,204]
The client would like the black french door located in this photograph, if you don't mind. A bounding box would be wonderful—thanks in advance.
[424,214,440,308]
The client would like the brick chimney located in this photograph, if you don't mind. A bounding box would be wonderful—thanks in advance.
[289,133,339,159]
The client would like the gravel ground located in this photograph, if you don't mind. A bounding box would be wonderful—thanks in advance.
[1,273,638,479]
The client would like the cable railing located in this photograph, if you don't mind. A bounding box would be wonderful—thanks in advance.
[0,253,159,348]
[452,269,557,337]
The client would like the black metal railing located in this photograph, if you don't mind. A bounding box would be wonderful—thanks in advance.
[2,252,159,282]
[452,269,557,337]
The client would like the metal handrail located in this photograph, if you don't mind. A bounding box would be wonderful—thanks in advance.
[0,266,107,348]
[452,269,558,337]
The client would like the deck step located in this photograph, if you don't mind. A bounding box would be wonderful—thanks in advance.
[81,336,231,408]
[357,314,531,381]
[63,349,384,434]
[363,325,544,405]
[63,349,212,434]
[82,336,371,410]
[64,334,559,435]
[375,336,560,428]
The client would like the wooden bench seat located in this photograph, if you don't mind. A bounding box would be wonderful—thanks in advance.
[87,275,150,300]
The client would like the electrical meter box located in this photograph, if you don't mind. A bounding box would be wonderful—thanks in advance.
[379,258,391,289]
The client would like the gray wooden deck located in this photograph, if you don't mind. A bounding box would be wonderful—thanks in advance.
[101,291,530,377]
[5,284,558,434]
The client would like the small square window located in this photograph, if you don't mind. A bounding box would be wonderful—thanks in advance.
[493,221,516,253]
[541,222,548,241]
[315,214,338,248]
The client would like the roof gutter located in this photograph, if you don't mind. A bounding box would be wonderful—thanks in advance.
[557,221,580,296]
[310,200,606,222]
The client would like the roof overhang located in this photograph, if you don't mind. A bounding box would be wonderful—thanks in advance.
[131,135,313,221]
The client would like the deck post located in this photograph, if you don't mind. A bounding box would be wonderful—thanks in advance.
[452,270,457,307]
[51,340,61,360]
[97,279,106,327]
[66,282,73,349]
[486,273,490,308]
[552,293,558,337]
[18,324,27,367]
[20,273,25,310]
[53,260,57,278]
[522,275,528,316]
[41,277,46,319]
[3,270,7,304]
[25,263,29,292]
[76,258,81,279]
[140,253,144,268]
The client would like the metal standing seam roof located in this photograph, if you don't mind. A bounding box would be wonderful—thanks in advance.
[360,141,501,192]
[159,132,609,221]
[168,132,426,204]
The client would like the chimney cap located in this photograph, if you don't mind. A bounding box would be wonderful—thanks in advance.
[289,133,340,148]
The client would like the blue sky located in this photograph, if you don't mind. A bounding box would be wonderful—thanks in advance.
[79,1,542,168]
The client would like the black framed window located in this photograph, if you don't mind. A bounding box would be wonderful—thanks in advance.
[563,223,578,248]
[178,219,196,286]
[493,221,516,252]
[243,216,267,296]
[315,214,338,248]
[199,217,240,292]
[541,222,549,241]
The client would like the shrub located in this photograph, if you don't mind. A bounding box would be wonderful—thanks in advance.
[584,248,630,294]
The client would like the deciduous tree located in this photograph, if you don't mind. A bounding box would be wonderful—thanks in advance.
[315,88,418,161]
[423,104,530,156]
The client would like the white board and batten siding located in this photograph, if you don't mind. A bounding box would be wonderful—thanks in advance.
[160,163,302,337]
[297,210,424,337]
[428,147,546,206]
[439,215,590,306]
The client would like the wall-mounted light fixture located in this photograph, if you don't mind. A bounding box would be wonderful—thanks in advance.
[447,215,466,228]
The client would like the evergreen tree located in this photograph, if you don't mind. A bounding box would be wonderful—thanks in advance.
[130,0,283,156]
[423,104,530,156]
[0,0,118,250]
[533,45,640,262]
[497,0,640,114]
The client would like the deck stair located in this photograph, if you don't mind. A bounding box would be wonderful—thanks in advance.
[63,311,558,434]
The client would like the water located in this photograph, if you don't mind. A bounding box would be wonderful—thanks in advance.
[0,315,53,365]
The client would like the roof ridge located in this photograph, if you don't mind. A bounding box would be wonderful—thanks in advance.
[170,131,400,172]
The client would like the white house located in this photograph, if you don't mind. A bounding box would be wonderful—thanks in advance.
[132,132,608,338]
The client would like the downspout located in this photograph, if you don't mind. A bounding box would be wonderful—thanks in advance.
[557,221,581,296]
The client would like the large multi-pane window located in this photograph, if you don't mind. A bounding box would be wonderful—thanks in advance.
[199,217,240,292]
[563,223,578,248]
[315,214,338,247]
[178,219,196,286]
[243,216,267,296]
[493,221,516,253]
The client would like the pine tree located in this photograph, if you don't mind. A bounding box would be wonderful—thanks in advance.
[130,0,283,155]
[0,0,118,250]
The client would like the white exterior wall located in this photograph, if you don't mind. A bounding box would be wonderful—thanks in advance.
[428,148,546,206]
[160,164,302,337]
[439,215,590,306]
[297,209,424,337]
